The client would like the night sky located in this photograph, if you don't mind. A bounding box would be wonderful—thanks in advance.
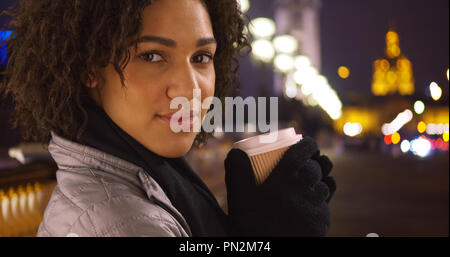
[320,0,449,104]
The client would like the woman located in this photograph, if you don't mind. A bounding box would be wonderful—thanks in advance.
[1,0,336,237]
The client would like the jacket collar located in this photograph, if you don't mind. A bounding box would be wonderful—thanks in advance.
[48,131,192,236]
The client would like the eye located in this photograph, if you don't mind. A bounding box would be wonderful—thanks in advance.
[191,53,214,64]
[139,51,165,63]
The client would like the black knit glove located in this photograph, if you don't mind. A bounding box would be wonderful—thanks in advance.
[225,136,336,236]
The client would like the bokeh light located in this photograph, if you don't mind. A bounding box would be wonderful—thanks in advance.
[249,17,276,39]
[426,123,449,135]
[284,73,298,99]
[385,31,401,58]
[429,82,442,101]
[400,140,410,153]
[237,0,250,13]
[410,137,432,158]
[391,132,401,144]
[294,55,312,70]
[384,135,392,145]
[413,100,425,115]
[274,54,295,73]
[443,132,450,142]
[338,66,350,79]
[343,122,362,137]
[381,109,413,135]
[251,39,275,63]
[273,35,298,54]
[0,30,12,66]
[417,121,427,133]
[293,66,318,86]
[435,138,444,149]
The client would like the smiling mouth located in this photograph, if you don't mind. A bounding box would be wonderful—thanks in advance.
[156,113,195,128]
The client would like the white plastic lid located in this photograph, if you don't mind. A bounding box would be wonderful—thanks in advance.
[232,127,303,156]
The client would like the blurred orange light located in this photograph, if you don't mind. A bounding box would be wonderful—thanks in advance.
[380,59,390,71]
[417,121,427,133]
[386,31,399,43]
[384,135,392,145]
[393,46,401,57]
[391,132,401,144]
[386,70,397,83]
[338,66,350,79]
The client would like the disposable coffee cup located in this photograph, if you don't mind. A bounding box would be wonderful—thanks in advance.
[232,128,303,185]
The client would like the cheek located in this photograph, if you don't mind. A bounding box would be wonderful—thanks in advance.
[123,64,153,89]
[200,72,215,116]
[122,65,166,102]
[201,69,216,97]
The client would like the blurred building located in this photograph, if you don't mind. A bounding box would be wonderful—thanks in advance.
[371,29,414,96]
[273,0,322,95]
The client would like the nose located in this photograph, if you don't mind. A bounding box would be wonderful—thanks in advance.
[166,61,200,100]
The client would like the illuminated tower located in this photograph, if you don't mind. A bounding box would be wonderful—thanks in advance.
[371,29,414,96]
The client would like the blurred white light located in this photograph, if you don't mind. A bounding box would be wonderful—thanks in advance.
[381,109,413,135]
[274,54,295,73]
[329,109,342,120]
[293,62,342,120]
[343,122,363,137]
[429,82,442,101]
[284,73,298,98]
[315,75,328,86]
[293,66,318,85]
[251,39,275,63]
[312,80,330,101]
[294,55,312,70]
[300,82,314,95]
[237,0,250,13]
[410,137,432,158]
[381,124,390,135]
[300,72,328,96]
[426,123,449,135]
[414,100,425,115]
[273,35,298,54]
[310,80,342,120]
[400,140,410,153]
[249,17,276,39]
[305,94,318,106]
[285,84,297,99]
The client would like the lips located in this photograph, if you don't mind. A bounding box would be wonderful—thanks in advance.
[156,111,195,127]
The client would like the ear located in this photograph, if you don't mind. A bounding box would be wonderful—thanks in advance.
[86,72,98,88]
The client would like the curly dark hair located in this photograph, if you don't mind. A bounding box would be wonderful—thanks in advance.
[0,0,250,148]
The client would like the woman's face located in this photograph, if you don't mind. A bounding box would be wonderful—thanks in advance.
[89,0,216,158]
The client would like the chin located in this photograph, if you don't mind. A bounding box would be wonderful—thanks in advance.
[137,128,197,158]
[157,147,191,158]
[149,138,195,158]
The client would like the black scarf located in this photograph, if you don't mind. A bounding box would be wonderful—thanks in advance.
[76,97,229,236]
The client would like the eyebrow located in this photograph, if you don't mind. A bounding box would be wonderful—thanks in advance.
[133,35,217,48]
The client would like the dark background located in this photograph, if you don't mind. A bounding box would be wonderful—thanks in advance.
[0,0,448,237]
[320,0,449,104]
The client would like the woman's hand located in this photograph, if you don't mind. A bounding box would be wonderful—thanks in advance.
[224,136,336,236]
